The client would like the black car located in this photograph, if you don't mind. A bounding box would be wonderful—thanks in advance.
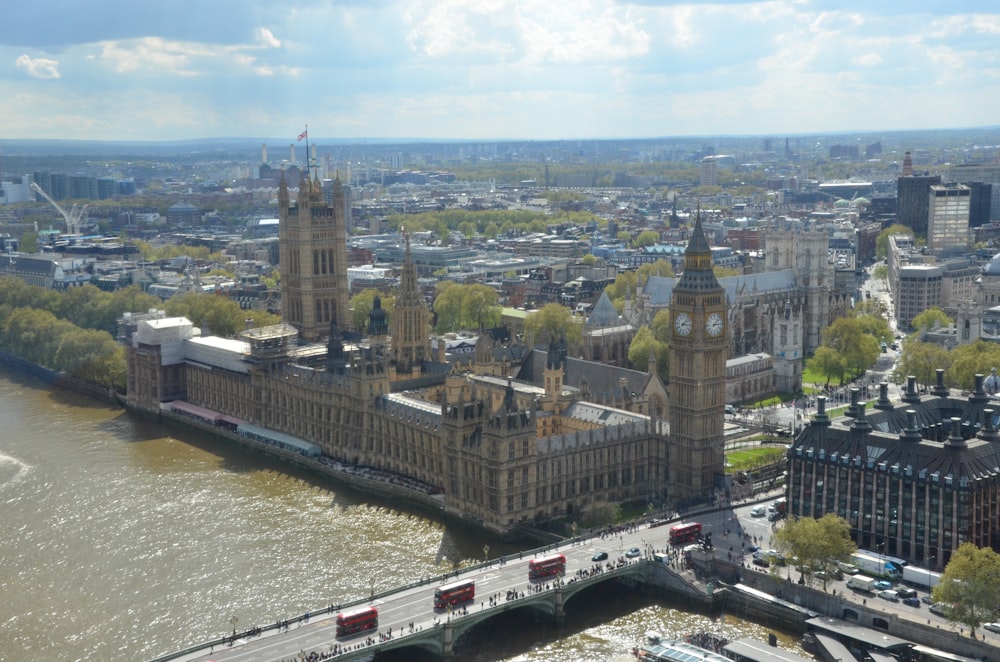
[752,557,770,568]
[592,551,608,562]
[896,587,918,599]
[902,597,921,607]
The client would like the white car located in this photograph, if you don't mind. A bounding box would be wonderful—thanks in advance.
[626,547,642,558]
[984,622,1000,634]
[750,506,766,517]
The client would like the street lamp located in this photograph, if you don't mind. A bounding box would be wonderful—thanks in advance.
[370,576,376,602]
[230,615,238,637]
[483,544,490,563]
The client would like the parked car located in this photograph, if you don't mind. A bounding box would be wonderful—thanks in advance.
[873,580,893,591]
[929,602,949,616]
[921,596,935,605]
[592,551,608,562]
[902,597,921,607]
[878,589,899,602]
[750,506,766,517]
[626,547,642,558]
[752,557,770,568]
[983,622,1000,634]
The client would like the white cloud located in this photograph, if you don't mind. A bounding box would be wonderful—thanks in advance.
[257,27,281,49]
[852,53,883,67]
[15,54,60,79]
[404,0,649,64]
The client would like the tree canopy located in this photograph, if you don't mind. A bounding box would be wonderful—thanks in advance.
[628,326,668,382]
[932,543,1000,638]
[432,282,501,333]
[523,302,582,348]
[910,307,952,333]
[164,292,280,338]
[773,513,856,590]
[875,223,915,259]
[350,289,395,334]
[807,315,883,385]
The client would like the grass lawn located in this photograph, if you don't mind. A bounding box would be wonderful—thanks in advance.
[727,446,787,472]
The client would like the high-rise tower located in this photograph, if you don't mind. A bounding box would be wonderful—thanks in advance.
[278,173,351,343]
[668,216,728,500]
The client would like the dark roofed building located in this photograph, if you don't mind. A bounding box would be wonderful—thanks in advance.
[787,371,1000,570]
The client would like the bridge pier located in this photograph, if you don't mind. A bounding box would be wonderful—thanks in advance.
[554,583,565,625]
[442,621,454,660]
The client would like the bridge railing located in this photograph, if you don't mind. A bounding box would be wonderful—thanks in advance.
[147,537,639,662]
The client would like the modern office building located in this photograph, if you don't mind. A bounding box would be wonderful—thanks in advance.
[950,162,1000,222]
[787,375,1000,569]
[927,184,971,256]
[897,174,941,236]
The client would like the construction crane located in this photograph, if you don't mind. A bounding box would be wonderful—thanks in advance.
[30,182,88,235]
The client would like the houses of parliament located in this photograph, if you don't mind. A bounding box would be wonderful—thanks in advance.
[125,174,729,534]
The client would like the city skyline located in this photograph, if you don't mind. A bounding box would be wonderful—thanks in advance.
[3,1,1000,143]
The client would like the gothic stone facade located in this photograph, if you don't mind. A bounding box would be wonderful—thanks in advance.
[125,318,669,534]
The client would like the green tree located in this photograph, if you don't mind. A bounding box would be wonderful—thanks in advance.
[633,230,660,248]
[821,317,881,381]
[773,513,856,590]
[164,292,247,338]
[713,266,742,278]
[932,543,1000,638]
[627,326,669,382]
[351,289,395,333]
[876,223,914,259]
[806,345,848,386]
[580,254,597,266]
[650,308,673,344]
[636,259,674,286]
[896,341,952,387]
[947,340,1000,391]
[872,264,888,283]
[431,282,501,333]
[911,307,952,333]
[854,312,893,345]
[54,327,122,385]
[19,231,38,253]
[523,303,582,348]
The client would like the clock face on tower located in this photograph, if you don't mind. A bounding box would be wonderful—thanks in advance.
[706,313,724,337]
[674,312,692,336]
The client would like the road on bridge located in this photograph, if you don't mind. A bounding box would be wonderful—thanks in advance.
[168,520,676,662]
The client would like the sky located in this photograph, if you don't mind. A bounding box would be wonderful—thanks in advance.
[2,1,999,143]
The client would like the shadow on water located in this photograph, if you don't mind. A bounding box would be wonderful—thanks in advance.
[377,581,663,662]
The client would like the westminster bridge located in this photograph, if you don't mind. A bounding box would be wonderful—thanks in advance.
[149,521,709,662]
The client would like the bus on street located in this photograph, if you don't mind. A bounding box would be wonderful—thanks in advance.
[528,553,566,579]
[434,579,475,609]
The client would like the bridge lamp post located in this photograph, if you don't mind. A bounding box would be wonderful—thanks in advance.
[370,576,376,602]
[230,615,238,637]
[483,544,489,563]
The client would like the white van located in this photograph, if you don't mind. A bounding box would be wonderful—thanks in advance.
[750,505,766,517]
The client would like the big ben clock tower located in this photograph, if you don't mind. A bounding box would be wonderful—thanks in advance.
[668,215,728,500]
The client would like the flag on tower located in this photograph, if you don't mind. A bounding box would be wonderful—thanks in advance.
[297,129,308,141]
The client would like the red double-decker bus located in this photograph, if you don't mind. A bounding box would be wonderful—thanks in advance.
[335,606,378,637]
[669,522,702,545]
[528,553,566,579]
[434,579,475,609]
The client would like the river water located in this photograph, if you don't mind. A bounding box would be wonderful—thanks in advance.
[0,367,808,661]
